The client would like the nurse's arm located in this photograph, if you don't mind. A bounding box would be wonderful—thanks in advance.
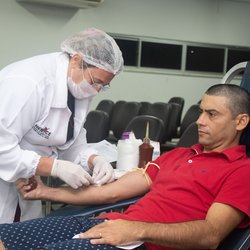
[17,169,150,205]
[35,156,54,176]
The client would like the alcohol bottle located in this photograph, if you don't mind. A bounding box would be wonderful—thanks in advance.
[138,122,154,168]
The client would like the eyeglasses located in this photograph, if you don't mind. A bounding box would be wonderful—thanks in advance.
[86,66,110,92]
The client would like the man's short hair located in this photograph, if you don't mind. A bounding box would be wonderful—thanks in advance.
[205,84,250,118]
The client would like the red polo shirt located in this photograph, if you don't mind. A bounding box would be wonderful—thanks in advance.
[105,144,250,250]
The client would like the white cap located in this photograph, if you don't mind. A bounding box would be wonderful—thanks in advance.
[61,27,124,75]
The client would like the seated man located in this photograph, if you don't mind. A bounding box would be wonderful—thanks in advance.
[0,83,250,250]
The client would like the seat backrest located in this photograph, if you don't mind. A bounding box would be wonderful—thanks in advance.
[125,115,165,142]
[216,226,250,250]
[218,63,250,250]
[168,96,185,107]
[142,102,173,142]
[139,101,151,115]
[167,102,183,139]
[110,101,141,140]
[177,122,198,148]
[109,100,126,129]
[84,110,110,143]
[238,62,250,156]
[240,61,250,93]
[168,96,185,124]
[221,61,248,84]
[180,104,200,136]
[95,99,114,118]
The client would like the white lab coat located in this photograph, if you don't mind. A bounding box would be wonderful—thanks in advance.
[0,52,96,223]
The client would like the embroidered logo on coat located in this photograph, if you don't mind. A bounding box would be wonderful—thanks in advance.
[32,124,51,139]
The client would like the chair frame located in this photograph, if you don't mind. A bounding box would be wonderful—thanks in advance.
[47,196,141,218]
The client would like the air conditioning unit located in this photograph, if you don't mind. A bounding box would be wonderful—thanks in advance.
[16,0,104,8]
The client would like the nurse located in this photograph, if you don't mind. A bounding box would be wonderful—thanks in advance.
[0,27,124,223]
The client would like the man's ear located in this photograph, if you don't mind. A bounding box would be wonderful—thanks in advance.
[236,114,250,131]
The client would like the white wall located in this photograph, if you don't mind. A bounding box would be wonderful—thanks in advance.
[1,0,249,114]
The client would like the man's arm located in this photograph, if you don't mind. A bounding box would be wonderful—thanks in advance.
[81,202,246,249]
[17,169,150,205]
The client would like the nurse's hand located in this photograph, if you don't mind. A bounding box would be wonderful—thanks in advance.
[92,156,115,186]
[51,159,93,189]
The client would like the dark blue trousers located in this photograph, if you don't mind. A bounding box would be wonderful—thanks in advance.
[0,216,146,250]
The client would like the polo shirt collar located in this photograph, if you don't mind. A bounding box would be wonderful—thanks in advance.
[191,144,247,162]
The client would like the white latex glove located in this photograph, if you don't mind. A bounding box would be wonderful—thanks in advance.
[51,159,93,189]
[92,156,115,186]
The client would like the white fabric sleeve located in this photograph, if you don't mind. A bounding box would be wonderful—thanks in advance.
[0,76,45,182]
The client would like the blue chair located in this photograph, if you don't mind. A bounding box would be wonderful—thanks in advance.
[219,61,250,249]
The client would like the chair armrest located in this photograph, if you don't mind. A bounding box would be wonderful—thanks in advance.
[47,196,142,217]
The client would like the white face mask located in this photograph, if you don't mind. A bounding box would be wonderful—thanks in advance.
[67,77,98,99]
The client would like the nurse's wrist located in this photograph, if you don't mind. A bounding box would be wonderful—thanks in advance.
[36,156,54,176]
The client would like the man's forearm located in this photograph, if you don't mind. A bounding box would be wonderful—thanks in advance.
[137,220,220,249]
[80,200,243,249]
[133,202,243,249]
[39,185,110,205]
[80,218,221,249]
[37,170,150,205]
